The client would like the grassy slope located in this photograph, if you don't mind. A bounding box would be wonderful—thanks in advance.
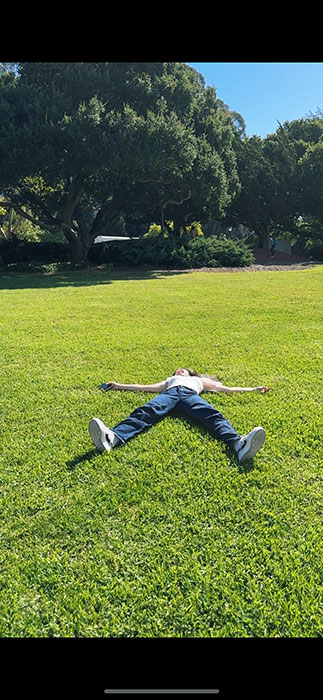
[0,266,322,637]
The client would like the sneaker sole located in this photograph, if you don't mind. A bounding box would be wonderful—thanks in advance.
[89,418,111,452]
[239,427,266,462]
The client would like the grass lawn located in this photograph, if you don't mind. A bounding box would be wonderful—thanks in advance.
[0,265,322,637]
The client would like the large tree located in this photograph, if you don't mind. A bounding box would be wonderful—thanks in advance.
[226,115,323,249]
[0,62,240,263]
[225,128,298,247]
[286,116,323,243]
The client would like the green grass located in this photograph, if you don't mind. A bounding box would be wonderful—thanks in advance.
[0,265,322,637]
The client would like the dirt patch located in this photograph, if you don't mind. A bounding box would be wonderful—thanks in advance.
[152,261,322,274]
[197,262,321,273]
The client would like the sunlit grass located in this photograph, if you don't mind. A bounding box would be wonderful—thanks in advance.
[0,265,322,637]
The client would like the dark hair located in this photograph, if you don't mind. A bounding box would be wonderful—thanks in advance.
[173,367,221,382]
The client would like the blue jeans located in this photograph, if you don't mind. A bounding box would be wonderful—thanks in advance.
[111,386,241,447]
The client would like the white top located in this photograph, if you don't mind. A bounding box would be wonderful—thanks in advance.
[164,375,204,394]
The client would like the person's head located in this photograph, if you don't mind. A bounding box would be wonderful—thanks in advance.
[172,367,221,382]
[173,367,203,377]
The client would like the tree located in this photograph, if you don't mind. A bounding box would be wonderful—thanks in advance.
[226,115,323,249]
[224,135,274,246]
[269,117,323,249]
[0,197,48,267]
[225,126,298,247]
[289,118,323,230]
[0,62,240,263]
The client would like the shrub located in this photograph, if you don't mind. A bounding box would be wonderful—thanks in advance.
[1,239,70,264]
[100,234,254,268]
[185,221,204,237]
[304,239,323,261]
[1,231,255,269]
[143,223,163,237]
[187,237,254,268]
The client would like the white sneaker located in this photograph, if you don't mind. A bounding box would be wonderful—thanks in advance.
[236,427,266,462]
[89,418,119,452]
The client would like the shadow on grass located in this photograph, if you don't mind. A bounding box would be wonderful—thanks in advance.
[67,442,256,474]
[0,266,191,291]
[66,411,259,472]
[66,448,99,470]
[67,436,256,473]
[169,411,258,472]
[222,444,256,473]
[237,460,256,474]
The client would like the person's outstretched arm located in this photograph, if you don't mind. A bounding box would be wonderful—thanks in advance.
[101,380,167,393]
[202,378,270,393]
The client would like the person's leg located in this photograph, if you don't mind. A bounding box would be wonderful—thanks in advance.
[178,389,241,447]
[89,388,182,451]
[177,388,265,461]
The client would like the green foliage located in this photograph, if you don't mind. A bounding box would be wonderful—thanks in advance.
[0,62,240,263]
[185,221,204,236]
[144,220,204,239]
[0,266,322,637]
[94,234,254,268]
[297,141,323,224]
[186,236,254,268]
[143,223,163,237]
[1,239,70,265]
[304,239,323,261]
[226,132,296,245]
[0,207,44,242]
[227,115,323,248]
[1,62,323,262]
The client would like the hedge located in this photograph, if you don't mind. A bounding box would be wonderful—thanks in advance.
[1,234,255,269]
[89,234,255,268]
[1,239,70,264]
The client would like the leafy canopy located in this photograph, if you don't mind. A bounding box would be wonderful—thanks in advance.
[0,62,240,262]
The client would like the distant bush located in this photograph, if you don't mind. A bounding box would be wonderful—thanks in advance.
[1,231,255,269]
[95,234,254,268]
[173,237,254,268]
[304,239,323,261]
[143,223,163,237]
[143,220,204,239]
[1,239,70,264]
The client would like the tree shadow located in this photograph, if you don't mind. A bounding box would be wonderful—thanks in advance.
[0,267,191,291]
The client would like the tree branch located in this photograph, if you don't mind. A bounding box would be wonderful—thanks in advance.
[138,178,172,185]
[3,200,60,232]
[2,177,85,242]
[163,189,191,208]
[1,190,62,231]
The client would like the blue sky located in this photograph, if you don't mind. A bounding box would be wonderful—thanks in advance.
[186,62,323,138]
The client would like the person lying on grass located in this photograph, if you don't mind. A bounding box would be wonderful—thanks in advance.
[89,367,271,462]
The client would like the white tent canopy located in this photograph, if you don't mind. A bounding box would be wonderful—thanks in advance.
[94,236,139,244]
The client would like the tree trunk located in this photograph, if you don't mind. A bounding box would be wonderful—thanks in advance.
[67,235,90,265]
[257,229,267,249]
[161,205,165,232]
[172,214,186,237]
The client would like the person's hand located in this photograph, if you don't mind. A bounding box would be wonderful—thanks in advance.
[100,382,117,391]
[256,386,271,393]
